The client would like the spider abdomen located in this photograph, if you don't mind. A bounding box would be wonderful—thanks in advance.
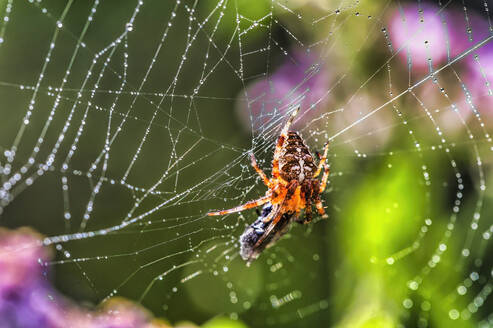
[279,132,316,182]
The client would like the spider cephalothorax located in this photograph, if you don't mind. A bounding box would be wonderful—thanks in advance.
[208,106,330,262]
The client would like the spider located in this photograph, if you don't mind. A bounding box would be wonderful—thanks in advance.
[208,106,330,260]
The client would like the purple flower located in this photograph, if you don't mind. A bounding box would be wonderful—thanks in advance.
[436,9,493,108]
[0,228,49,291]
[0,228,65,328]
[388,4,450,71]
[0,228,175,328]
[236,49,331,132]
[459,12,493,107]
[389,4,493,74]
[389,4,493,116]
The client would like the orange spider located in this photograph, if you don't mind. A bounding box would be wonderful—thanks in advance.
[208,106,330,249]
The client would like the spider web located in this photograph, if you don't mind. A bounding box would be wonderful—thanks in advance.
[1,0,493,326]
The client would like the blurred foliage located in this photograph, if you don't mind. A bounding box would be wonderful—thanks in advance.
[201,317,248,328]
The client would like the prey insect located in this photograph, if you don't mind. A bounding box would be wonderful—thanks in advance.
[208,106,330,262]
[238,203,294,262]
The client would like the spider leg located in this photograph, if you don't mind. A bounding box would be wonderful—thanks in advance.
[319,160,330,193]
[207,195,271,216]
[311,180,328,219]
[262,180,298,223]
[253,211,283,249]
[250,152,270,187]
[303,202,313,224]
[315,199,328,219]
[254,199,294,247]
[272,106,300,180]
[250,181,298,253]
[313,142,329,178]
